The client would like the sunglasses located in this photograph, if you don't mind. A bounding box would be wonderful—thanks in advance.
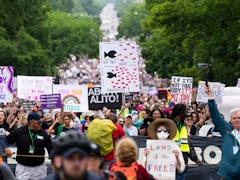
[157,130,168,133]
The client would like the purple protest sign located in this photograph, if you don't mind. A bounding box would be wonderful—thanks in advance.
[0,66,14,103]
[40,93,62,110]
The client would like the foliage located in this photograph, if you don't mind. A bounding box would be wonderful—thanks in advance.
[46,0,74,13]
[0,0,102,76]
[0,0,53,75]
[141,0,240,86]
[117,3,147,39]
[45,12,103,65]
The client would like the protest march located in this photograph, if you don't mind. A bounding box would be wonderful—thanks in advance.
[0,41,240,180]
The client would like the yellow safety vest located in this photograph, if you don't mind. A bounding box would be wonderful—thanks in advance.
[173,125,190,153]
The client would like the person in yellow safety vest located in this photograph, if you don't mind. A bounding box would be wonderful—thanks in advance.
[171,103,201,180]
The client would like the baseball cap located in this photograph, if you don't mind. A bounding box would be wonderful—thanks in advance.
[27,111,41,122]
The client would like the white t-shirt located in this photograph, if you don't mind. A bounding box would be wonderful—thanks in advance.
[124,125,138,136]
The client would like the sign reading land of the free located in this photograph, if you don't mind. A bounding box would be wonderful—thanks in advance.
[146,140,176,180]
[170,76,193,105]
[99,41,140,93]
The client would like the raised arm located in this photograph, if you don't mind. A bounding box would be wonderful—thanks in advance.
[205,86,231,133]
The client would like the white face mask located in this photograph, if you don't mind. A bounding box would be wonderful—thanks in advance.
[157,131,169,140]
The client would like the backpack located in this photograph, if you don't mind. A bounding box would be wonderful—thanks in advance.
[110,161,138,180]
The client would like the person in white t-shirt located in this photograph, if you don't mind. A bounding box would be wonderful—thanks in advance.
[123,115,138,136]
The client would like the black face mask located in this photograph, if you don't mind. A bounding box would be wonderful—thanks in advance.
[45,121,53,127]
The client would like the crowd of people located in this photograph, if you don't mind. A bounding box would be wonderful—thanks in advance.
[56,54,171,88]
[0,85,239,180]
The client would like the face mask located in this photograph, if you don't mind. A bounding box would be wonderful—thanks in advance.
[157,131,169,140]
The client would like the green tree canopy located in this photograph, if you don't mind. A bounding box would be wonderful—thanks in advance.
[141,0,240,86]
[117,3,147,39]
[45,12,102,65]
[0,0,53,75]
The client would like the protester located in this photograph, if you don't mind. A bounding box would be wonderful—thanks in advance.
[139,108,164,136]
[7,111,53,180]
[80,110,95,134]
[0,110,12,162]
[87,143,106,178]
[146,118,185,174]
[44,130,103,180]
[171,103,201,180]
[48,113,75,137]
[110,136,154,180]
[123,115,138,136]
[86,116,118,170]
[205,85,240,180]
[9,112,28,131]
[41,113,54,131]
[184,113,197,136]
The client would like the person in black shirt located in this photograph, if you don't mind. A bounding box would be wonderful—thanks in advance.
[0,110,12,162]
[48,113,75,137]
[7,111,53,180]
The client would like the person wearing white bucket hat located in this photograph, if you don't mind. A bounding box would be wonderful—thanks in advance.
[145,118,185,175]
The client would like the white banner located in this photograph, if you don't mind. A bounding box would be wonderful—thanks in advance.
[196,81,225,104]
[17,76,52,101]
[53,85,88,112]
[170,76,193,105]
[0,66,14,103]
[99,41,140,93]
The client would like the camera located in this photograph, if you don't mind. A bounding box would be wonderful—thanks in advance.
[197,63,212,70]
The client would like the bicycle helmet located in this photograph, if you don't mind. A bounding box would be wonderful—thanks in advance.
[52,130,92,157]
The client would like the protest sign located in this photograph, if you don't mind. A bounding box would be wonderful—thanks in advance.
[99,41,140,93]
[40,93,62,110]
[136,136,222,180]
[146,140,176,180]
[88,87,122,110]
[0,66,14,103]
[53,85,88,112]
[17,99,37,112]
[196,81,225,103]
[17,76,53,101]
[170,76,193,105]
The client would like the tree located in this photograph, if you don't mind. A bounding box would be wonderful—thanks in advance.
[117,3,147,39]
[45,12,102,65]
[141,0,240,86]
[0,0,53,75]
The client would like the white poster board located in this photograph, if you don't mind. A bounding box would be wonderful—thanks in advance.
[53,85,88,112]
[17,76,53,101]
[0,66,14,103]
[196,81,225,104]
[170,76,193,105]
[237,78,240,87]
[146,140,176,180]
[99,41,140,93]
